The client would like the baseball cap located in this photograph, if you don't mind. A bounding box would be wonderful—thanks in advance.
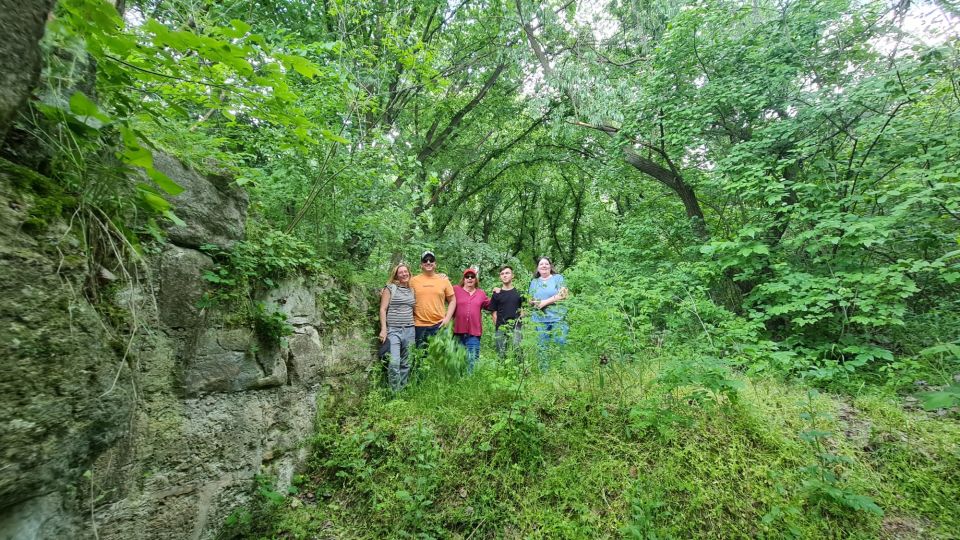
[421,250,436,262]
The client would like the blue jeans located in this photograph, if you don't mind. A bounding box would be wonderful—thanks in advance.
[457,334,481,374]
[415,324,441,348]
[533,320,567,370]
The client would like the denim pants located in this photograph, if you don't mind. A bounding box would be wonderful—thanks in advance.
[415,324,441,348]
[387,326,414,392]
[494,320,522,359]
[457,334,481,373]
[533,320,567,370]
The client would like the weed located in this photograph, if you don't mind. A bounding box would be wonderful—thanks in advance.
[796,390,883,517]
[199,229,329,343]
[217,475,288,540]
[251,302,293,347]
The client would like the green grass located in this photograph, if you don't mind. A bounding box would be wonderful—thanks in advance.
[224,347,960,539]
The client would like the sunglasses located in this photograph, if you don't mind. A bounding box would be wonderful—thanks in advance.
[464,275,476,279]
[422,258,436,263]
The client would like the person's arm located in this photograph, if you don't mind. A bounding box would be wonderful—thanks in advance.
[537,291,561,309]
[537,297,555,308]
[534,277,565,309]
[441,294,457,327]
[378,287,391,342]
[486,292,497,311]
[440,281,456,327]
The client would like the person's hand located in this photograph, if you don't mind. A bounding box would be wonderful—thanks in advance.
[437,273,449,280]
[379,329,387,343]
[493,287,502,294]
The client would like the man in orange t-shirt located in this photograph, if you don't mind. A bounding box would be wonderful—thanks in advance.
[409,250,457,347]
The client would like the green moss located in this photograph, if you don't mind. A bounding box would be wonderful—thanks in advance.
[0,156,76,232]
[0,156,56,194]
[853,394,960,536]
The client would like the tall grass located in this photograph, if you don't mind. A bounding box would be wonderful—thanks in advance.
[221,340,960,539]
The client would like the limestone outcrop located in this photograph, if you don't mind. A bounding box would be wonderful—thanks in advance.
[0,155,371,539]
[0,161,135,538]
[0,0,57,142]
[153,153,248,250]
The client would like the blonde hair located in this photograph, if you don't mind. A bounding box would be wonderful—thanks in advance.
[386,263,411,286]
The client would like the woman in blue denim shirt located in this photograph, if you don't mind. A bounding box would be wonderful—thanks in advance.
[528,257,568,368]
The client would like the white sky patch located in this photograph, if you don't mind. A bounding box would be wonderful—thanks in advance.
[572,0,620,42]
[124,5,146,27]
[873,2,959,55]
[900,2,958,44]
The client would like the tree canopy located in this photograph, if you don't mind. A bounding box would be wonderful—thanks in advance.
[7,0,958,385]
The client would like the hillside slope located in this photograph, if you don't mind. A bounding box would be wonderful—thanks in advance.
[221,341,959,539]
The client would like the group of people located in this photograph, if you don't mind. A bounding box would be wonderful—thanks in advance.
[378,250,569,392]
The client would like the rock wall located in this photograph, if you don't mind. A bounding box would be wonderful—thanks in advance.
[0,159,135,538]
[0,155,372,539]
[0,0,57,142]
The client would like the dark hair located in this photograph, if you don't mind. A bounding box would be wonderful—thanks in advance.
[499,265,513,273]
[533,257,556,278]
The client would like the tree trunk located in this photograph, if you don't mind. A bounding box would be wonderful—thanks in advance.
[623,147,708,240]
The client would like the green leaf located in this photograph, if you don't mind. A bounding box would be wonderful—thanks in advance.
[842,493,884,516]
[122,145,153,169]
[69,92,111,123]
[148,168,184,196]
[321,129,350,144]
[919,343,960,359]
[163,210,187,227]
[917,387,960,410]
[226,19,252,38]
[138,188,171,212]
[279,54,323,79]
[86,0,122,32]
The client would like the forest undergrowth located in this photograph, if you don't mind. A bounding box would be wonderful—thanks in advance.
[221,331,959,539]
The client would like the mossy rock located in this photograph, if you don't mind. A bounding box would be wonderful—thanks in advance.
[0,168,133,510]
[0,156,76,233]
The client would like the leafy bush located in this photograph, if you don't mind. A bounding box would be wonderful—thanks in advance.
[418,327,468,381]
[251,302,293,346]
[199,228,324,342]
[201,229,325,301]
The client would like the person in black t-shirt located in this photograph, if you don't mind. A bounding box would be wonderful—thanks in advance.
[487,265,525,359]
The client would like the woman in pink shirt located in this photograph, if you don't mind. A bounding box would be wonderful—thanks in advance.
[453,268,490,373]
